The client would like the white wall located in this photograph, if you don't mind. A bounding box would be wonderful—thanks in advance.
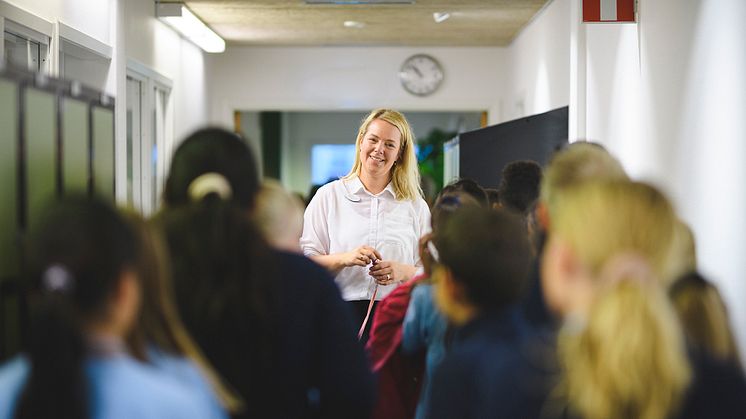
[642,0,746,358]
[492,0,571,125]
[208,46,504,126]
[59,40,111,92]
[509,0,746,359]
[577,0,746,358]
[584,24,644,173]
[500,0,746,359]
[4,0,113,43]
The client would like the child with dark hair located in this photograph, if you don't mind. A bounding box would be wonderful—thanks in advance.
[365,190,480,419]
[426,206,542,419]
[484,188,500,209]
[0,197,220,419]
[498,160,543,215]
[124,213,236,415]
[401,191,483,419]
[156,127,373,419]
[441,178,489,207]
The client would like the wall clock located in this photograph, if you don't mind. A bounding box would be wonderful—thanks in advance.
[399,54,444,97]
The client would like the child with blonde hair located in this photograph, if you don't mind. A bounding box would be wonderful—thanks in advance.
[542,180,746,419]
[253,180,305,252]
[670,272,742,369]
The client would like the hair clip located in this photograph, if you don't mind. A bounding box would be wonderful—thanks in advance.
[42,264,74,294]
[188,172,233,202]
[437,195,462,208]
[600,253,655,287]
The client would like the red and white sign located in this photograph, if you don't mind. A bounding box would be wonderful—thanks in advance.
[583,0,636,23]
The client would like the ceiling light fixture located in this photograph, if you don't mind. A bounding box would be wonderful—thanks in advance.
[433,12,450,23]
[307,1,414,4]
[156,2,225,53]
[343,20,366,29]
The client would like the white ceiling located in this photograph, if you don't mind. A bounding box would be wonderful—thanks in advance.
[167,0,550,47]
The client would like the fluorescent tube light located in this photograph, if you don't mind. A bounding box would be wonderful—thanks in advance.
[157,3,225,53]
[343,20,366,29]
[307,1,414,4]
[433,12,450,23]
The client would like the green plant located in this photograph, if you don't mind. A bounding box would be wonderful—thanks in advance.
[417,128,456,196]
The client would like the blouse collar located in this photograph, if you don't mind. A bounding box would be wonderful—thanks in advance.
[347,175,395,198]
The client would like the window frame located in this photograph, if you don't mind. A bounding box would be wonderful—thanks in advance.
[0,2,53,74]
[56,21,112,91]
[125,60,173,215]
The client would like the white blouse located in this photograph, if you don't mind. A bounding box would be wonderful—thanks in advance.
[300,177,431,301]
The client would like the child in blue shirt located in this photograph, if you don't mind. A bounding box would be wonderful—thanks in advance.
[0,197,225,419]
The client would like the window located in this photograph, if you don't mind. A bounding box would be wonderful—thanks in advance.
[0,6,52,74]
[3,30,44,70]
[443,137,460,185]
[57,22,112,92]
[311,144,357,185]
[126,61,172,215]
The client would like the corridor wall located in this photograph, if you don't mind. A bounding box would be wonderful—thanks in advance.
[0,67,115,359]
[0,0,211,359]
[3,0,211,204]
[208,46,504,124]
[496,0,746,360]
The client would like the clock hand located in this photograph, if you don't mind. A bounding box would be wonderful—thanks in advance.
[411,65,423,78]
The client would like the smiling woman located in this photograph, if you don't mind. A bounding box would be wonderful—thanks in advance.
[300,109,431,342]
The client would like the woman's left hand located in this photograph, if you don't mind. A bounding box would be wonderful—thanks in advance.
[369,260,415,285]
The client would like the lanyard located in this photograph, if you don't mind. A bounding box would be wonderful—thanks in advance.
[357,284,379,340]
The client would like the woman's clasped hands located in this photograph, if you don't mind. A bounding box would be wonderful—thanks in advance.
[341,245,402,286]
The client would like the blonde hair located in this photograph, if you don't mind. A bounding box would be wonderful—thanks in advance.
[343,108,422,201]
[541,142,628,218]
[670,273,743,369]
[551,181,691,419]
[666,220,698,286]
[124,213,244,413]
[253,180,304,252]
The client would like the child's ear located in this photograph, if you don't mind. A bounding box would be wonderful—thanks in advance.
[111,270,141,336]
[536,201,550,231]
[434,266,474,325]
[442,268,466,303]
[542,236,584,316]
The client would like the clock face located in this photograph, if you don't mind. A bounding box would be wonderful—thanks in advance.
[399,54,444,97]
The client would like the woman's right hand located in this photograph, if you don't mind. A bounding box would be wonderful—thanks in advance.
[309,245,382,275]
[341,245,383,268]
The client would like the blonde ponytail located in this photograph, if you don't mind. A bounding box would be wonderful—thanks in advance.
[550,180,693,419]
[559,280,691,419]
